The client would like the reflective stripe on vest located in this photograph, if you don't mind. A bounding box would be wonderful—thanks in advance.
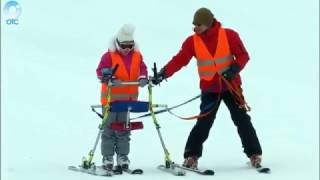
[100,51,141,105]
[193,28,234,81]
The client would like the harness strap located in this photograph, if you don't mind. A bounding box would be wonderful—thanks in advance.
[220,76,251,112]
[130,94,201,120]
[164,75,251,120]
[165,78,222,120]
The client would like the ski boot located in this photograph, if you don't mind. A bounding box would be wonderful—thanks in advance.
[102,156,114,171]
[117,154,130,170]
[182,156,198,169]
[250,154,262,168]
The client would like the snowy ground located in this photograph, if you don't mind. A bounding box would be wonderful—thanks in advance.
[1,0,319,180]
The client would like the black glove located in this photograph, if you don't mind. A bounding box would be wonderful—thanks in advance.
[139,78,148,87]
[151,68,166,85]
[222,64,241,80]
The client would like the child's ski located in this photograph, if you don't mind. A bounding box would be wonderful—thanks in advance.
[68,165,113,176]
[123,168,143,174]
[113,165,143,175]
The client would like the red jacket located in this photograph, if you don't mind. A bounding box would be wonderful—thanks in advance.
[163,20,249,92]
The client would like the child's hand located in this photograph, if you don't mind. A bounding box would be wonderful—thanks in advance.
[139,78,148,87]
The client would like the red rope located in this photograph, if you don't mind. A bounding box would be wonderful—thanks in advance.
[220,76,251,112]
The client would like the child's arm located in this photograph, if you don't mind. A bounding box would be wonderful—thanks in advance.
[96,52,112,79]
[139,55,148,80]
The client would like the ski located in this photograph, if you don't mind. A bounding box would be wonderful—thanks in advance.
[112,166,123,175]
[255,164,271,173]
[68,165,113,176]
[123,168,143,174]
[173,164,215,175]
[113,165,143,175]
[158,165,186,176]
[246,162,271,173]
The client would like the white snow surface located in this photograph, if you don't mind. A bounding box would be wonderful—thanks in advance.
[1,0,319,180]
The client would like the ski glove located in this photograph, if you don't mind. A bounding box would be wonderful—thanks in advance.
[139,78,148,87]
[222,64,241,80]
[100,68,114,83]
[102,68,113,77]
[151,68,166,85]
[99,76,109,83]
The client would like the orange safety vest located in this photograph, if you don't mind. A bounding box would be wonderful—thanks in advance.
[100,51,141,105]
[193,28,234,81]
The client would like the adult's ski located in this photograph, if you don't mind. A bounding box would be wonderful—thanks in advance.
[255,164,271,173]
[158,165,186,176]
[173,164,215,175]
[68,165,113,176]
[246,162,271,173]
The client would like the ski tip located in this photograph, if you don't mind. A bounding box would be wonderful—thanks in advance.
[202,169,215,175]
[131,169,143,174]
[257,167,271,173]
[247,161,271,174]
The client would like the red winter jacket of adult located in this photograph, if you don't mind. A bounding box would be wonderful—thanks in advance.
[163,20,250,92]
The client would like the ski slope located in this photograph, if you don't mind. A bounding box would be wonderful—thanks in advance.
[2,0,319,180]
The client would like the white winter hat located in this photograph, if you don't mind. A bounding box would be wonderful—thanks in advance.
[116,24,135,44]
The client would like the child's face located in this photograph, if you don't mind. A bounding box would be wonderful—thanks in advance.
[117,41,134,56]
[119,47,132,56]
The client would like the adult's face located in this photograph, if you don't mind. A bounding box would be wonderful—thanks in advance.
[193,24,209,34]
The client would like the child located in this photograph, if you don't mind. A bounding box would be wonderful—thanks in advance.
[96,24,148,170]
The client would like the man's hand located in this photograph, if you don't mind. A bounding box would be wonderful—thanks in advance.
[222,64,241,80]
[151,68,166,85]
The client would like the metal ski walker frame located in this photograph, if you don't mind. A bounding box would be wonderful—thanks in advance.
[76,76,185,175]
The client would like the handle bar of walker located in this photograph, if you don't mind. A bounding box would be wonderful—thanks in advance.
[109,81,140,86]
[92,79,168,109]
[108,79,156,87]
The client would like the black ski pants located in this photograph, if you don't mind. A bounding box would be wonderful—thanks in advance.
[184,91,262,159]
